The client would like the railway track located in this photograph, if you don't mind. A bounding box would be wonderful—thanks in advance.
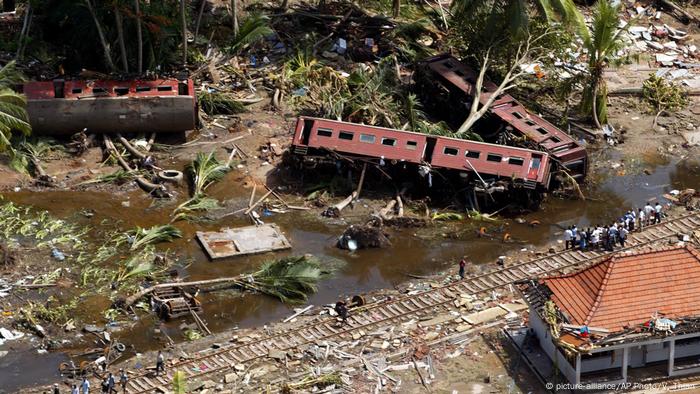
[125,211,700,393]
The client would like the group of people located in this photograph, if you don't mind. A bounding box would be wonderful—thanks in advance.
[563,202,665,252]
[56,351,165,394]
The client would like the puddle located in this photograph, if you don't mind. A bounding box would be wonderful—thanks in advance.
[1,154,699,389]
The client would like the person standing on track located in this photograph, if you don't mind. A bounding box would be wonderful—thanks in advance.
[155,351,165,376]
[458,257,467,279]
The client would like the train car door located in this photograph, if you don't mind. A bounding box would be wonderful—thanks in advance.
[424,137,437,163]
[527,154,542,180]
[300,119,314,145]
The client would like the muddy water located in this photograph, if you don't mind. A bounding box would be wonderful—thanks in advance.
[1,152,699,391]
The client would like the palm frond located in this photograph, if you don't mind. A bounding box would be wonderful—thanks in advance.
[246,256,325,304]
[188,151,230,196]
[129,225,182,251]
[0,61,26,89]
[229,14,273,54]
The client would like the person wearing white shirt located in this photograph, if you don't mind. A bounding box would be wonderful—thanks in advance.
[564,227,573,250]
[655,203,663,223]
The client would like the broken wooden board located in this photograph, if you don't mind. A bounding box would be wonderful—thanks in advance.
[196,224,291,260]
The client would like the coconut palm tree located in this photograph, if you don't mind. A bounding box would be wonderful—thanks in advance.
[0,61,30,152]
[580,0,627,127]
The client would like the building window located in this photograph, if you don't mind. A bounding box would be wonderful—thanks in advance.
[508,157,524,166]
[406,141,418,150]
[381,138,397,146]
[465,150,480,159]
[487,154,502,162]
[360,134,376,143]
[339,131,354,140]
[317,128,333,137]
[443,147,458,156]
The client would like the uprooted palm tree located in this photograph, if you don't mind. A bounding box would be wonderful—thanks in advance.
[579,0,628,128]
[123,255,326,306]
[0,62,31,153]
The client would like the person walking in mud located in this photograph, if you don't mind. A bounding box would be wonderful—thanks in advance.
[155,351,165,376]
[458,257,467,279]
[107,372,116,394]
[334,300,348,327]
[563,226,573,250]
[53,383,60,394]
[71,384,79,394]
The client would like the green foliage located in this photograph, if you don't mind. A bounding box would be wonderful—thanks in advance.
[129,224,182,251]
[642,74,688,114]
[246,255,326,304]
[0,61,25,89]
[172,370,187,394]
[80,169,137,185]
[197,91,247,115]
[188,150,230,197]
[0,89,31,153]
[229,14,273,54]
[579,0,628,125]
[451,0,585,39]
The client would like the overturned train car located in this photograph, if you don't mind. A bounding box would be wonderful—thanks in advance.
[21,78,196,135]
[292,117,552,190]
[417,54,588,181]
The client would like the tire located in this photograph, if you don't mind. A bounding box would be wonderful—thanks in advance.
[114,342,126,352]
[157,170,183,184]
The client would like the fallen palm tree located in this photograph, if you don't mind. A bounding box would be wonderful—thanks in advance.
[173,150,232,221]
[128,224,182,251]
[122,255,324,307]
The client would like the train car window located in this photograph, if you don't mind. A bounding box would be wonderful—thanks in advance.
[157,86,173,92]
[406,141,418,150]
[465,150,480,159]
[508,157,524,166]
[114,87,130,96]
[381,138,397,146]
[486,154,502,162]
[512,112,524,119]
[549,136,561,143]
[525,120,536,126]
[339,131,354,140]
[535,127,548,135]
[455,70,465,77]
[92,87,108,94]
[136,86,151,92]
[444,61,454,69]
[360,134,376,143]
[443,147,458,156]
[71,88,83,94]
[178,82,189,95]
[317,128,333,137]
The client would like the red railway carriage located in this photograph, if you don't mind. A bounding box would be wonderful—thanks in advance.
[21,78,196,135]
[430,136,550,186]
[292,117,552,189]
[293,116,427,163]
[419,54,588,179]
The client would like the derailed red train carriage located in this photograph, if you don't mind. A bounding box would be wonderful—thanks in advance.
[292,116,552,189]
[418,54,588,180]
[21,78,196,135]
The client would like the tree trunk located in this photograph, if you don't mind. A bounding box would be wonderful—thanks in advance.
[114,6,129,73]
[85,0,116,72]
[591,83,602,129]
[280,0,288,10]
[392,0,400,18]
[124,276,247,307]
[14,2,30,60]
[193,0,206,44]
[231,0,239,38]
[180,0,187,67]
[134,0,143,73]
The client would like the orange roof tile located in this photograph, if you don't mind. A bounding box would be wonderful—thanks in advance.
[541,246,700,332]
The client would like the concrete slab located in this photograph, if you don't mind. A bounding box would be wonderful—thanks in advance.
[682,130,700,146]
[419,313,456,327]
[463,306,508,325]
[196,224,292,260]
[500,302,528,313]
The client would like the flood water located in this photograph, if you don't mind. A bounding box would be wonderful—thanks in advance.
[1,149,699,391]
